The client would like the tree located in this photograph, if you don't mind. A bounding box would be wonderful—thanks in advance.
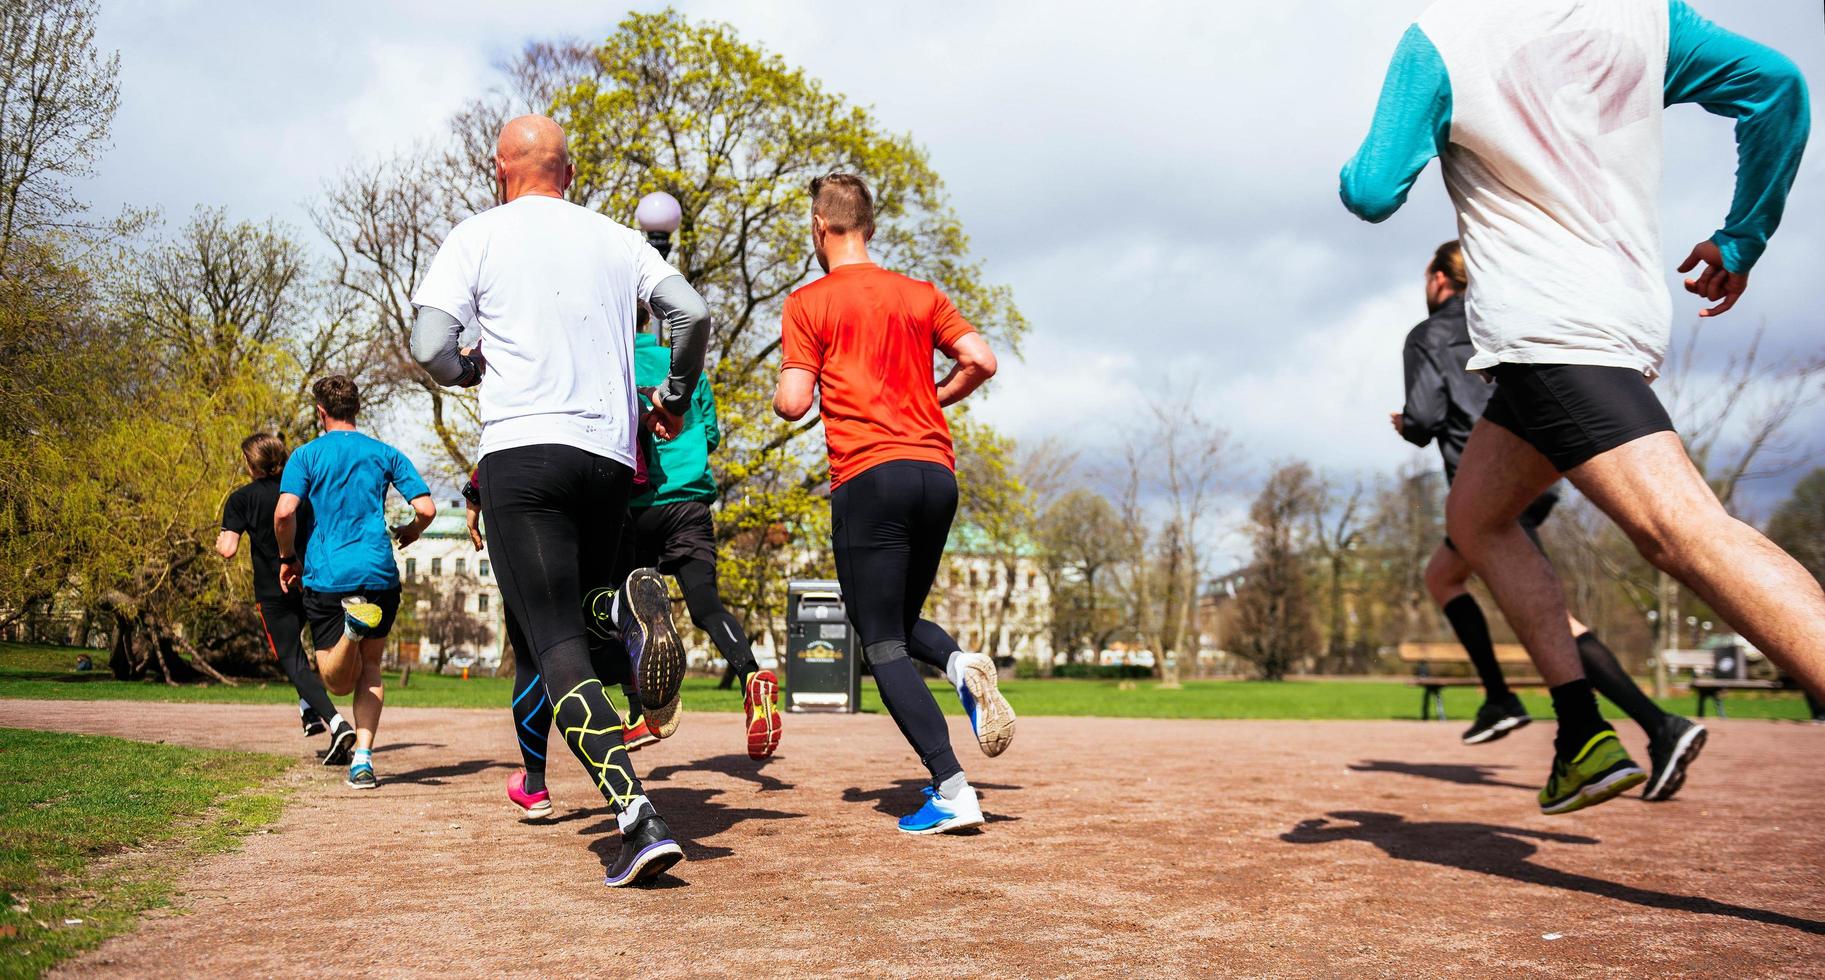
[0,0,118,264]
[1768,468,1825,588]
[1233,462,1321,681]
[411,580,496,672]
[953,416,1033,658]
[1309,477,1367,672]
[1037,489,1126,663]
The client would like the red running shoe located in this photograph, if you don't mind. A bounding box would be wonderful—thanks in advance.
[624,717,659,752]
[744,669,782,760]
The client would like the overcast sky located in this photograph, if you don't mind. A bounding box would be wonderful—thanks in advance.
[83,1,1825,562]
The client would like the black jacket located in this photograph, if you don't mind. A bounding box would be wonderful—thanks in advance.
[1399,294,1491,483]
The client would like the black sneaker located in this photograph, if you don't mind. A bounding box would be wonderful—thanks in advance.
[321,721,356,767]
[1641,716,1707,801]
[604,809,684,888]
[1462,698,1532,745]
[620,569,684,711]
[300,706,327,737]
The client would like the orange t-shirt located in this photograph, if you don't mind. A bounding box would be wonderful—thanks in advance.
[780,263,978,489]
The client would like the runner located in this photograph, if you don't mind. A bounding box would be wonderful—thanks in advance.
[1343,0,1817,814]
[773,171,1004,833]
[215,432,356,764]
[410,114,711,886]
[274,376,435,790]
[1395,240,1704,800]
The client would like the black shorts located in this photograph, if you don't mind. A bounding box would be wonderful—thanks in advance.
[625,500,717,574]
[303,587,401,651]
[1445,490,1558,555]
[1480,363,1674,472]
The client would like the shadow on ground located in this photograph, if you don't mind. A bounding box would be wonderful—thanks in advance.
[841,778,1023,825]
[382,758,517,786]
[572,785,805,865]
[1350,759,1535,791]
[644,753,794,793]
[1282,810,1825,936]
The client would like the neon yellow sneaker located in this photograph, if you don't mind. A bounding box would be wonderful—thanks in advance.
[340,597,384,638]
[1539,730,1647,815]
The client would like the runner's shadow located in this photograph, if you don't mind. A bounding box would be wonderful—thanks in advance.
[579,786,804,863]
[374,742,446,754]
[1350,759,1534,791]
[382,758,516,786]
[643,753,794,792]
[842,778,1023,825]
[1281,811,1825,936]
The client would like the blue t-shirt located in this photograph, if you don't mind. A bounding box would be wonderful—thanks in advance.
[279,430,431,593]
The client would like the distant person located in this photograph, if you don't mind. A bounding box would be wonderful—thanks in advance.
[1394,241,1704,800]
[274,376,435,790]
[773,171,1009,834]
[411,114,711,886]
[216,432,356,764]
[1343,0,1816,813]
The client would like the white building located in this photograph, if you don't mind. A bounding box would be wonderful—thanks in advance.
[926,524,1053,664]
[396,510,507,670]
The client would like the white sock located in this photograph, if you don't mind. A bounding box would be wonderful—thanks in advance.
[617,795,652,833]
[352,748,371,767]
[944,652,968,692]
[298,698,311,714]
[938,772,969,801]
[329,713,347,732]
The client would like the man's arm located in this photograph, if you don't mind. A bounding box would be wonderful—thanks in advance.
[647,276,712,435]
[393,495,437,548]
[935,332,998,408]
[214,530,239,559]
[1398,326,1446,448]
[410,305,484,386]
[1339,24,1452,223]
[773,368,817,421]
[274,492,303,592]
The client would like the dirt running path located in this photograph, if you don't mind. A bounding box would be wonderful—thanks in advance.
[2,699,1821,977]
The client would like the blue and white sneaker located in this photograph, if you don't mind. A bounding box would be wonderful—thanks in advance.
[345,760,377,790]
[953,652,1016,758]
[897,783,985,835]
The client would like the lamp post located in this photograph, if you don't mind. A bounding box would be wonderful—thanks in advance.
[635,191,682,260]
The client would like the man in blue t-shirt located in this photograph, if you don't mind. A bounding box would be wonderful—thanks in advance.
[275,375,435,790]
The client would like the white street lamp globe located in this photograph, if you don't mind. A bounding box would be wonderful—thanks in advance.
[635,191,682,233]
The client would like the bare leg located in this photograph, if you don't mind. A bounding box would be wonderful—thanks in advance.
[1568,431,1825,700]
[1445,421,1581,686]
[1424,543,1473,605]
[352,638,386,752]
[316,631,362,697]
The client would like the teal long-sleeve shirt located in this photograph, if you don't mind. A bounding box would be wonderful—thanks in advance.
[1339,1,1809,274]
[631,331,721,508]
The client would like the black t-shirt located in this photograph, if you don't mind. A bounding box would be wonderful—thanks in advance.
[222,477,312,601]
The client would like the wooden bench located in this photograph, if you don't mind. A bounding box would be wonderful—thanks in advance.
[1690,676,1795,718]
[1399,642,1544,721]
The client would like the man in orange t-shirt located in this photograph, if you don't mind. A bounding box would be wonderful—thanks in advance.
[774,172,1005,835]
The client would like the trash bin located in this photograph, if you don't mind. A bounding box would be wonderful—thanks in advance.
[785,579,858,713]
[1713,642,1747,680]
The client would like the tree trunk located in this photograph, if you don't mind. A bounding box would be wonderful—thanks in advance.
[1654,571,1675,699]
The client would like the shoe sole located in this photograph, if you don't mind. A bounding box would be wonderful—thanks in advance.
[345,776,378,790]
[342,601,383,638]
[961,658,1015,758]
[626,570,684,710]
[624,731,660,752]
[604,840,684,887]
[1540,764,1647,815]
[322,728,357,767]
[1462,714,1531,745]
[898,812,987,835]
[646,694,682,740]
[1642,724,1707,802]
[511,799,554,820]
[745,672,782,760]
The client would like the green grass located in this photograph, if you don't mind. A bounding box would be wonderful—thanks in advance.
[0,728,291,977]
[1,642,1812,722]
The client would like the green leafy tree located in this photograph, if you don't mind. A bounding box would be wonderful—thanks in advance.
[1768,468,1825,588]
[952,415,1034,657]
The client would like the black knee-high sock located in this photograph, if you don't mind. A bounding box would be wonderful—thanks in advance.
[1576,631,1667,733]
[1442,595,1511,702]
[867,641,962,787]
[1549,678,1611,760]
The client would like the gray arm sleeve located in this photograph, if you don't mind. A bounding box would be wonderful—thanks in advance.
[410,305,476,387]
[647,274,712,413]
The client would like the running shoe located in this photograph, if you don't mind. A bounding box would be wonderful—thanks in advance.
[744,669,782,760]
[506,770,552,819]
[341,596,383,639]
[1641,716,1707,802]
[623,717,659,752]
[300,706,327,737]
[620,569,684,710]
[646,692,681,740]
[1538,730,1646,815]
[604,810,684,887]
[345,761,377,790]
[1462,697,1531,745]
[321,720,356,767]
[954,654,1015,758]
[897,783,986,835]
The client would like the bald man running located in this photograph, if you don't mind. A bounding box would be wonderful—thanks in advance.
[411,115,711,887]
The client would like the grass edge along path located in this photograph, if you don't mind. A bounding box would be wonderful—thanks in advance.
[0,728,292,978]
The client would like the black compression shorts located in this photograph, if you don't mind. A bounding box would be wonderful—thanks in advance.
[303,587,401,651]
[1480,363,1674,472]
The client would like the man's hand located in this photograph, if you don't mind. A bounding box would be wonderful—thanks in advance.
[1389,411,1405,436]
[465,501,484,551]
[392,522,424,548]
[1677,240,1748,318]
[648,400,684,441]
[278,557,301,594]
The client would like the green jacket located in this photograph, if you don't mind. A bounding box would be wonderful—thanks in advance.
[632,332,720,508]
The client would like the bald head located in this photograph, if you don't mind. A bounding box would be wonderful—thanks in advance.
[494,115,573,202]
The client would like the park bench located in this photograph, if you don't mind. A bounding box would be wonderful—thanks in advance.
[1399,641,1542,721]
[1689,675,1796,718]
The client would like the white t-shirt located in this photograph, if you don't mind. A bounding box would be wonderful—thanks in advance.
[411,195,680,465]
[1422,0,1669,375]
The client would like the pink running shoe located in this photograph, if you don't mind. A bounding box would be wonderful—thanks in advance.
[506,770,552,820]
